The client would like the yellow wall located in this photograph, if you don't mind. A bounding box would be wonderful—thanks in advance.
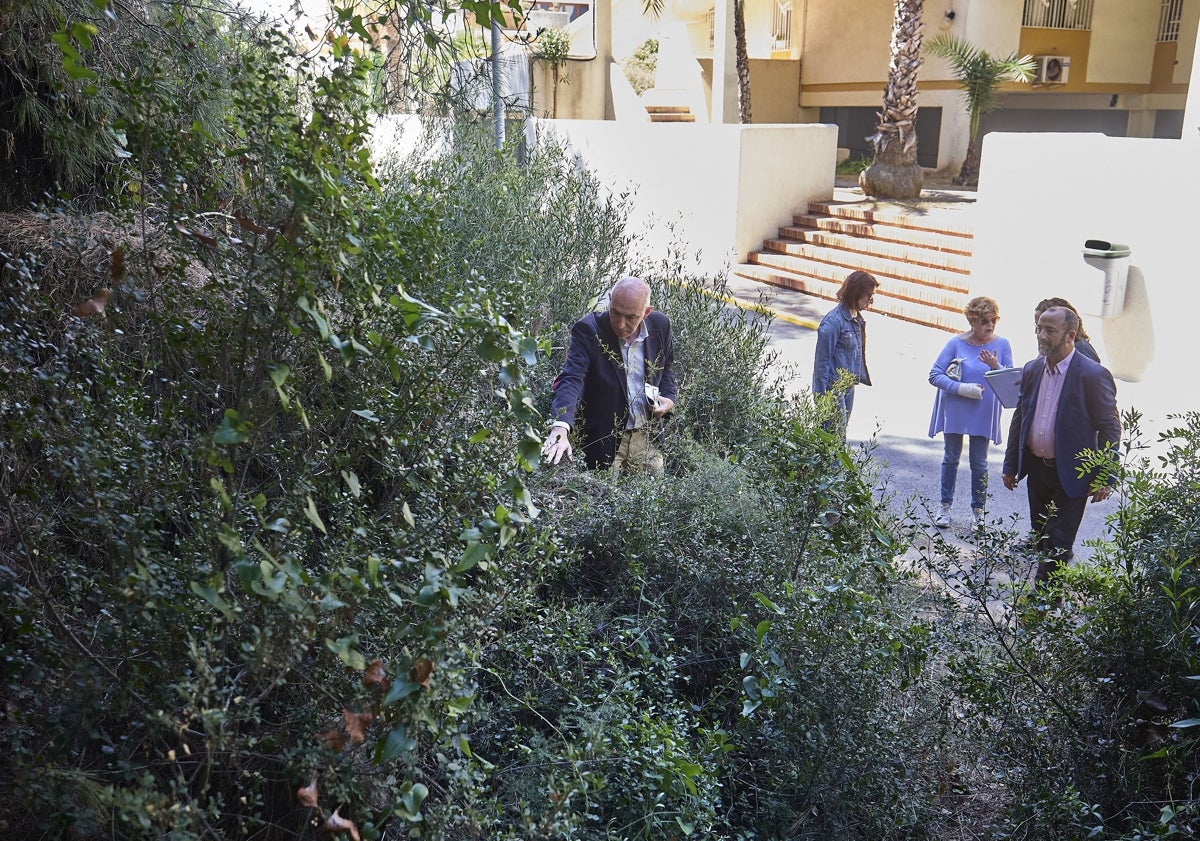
[1152,42,1189,93]
[800,0,894,85]
[697,57,801,121]
[1016,27,1152,94]
[1088,0,1157,84]
[750,58,802,121]
[962,0,1023,58]
[1176,0,1200,83]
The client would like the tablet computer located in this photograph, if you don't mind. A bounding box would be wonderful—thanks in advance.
[984,367,1022,409]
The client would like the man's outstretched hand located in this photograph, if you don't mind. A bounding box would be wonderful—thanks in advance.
[541,426,573,465]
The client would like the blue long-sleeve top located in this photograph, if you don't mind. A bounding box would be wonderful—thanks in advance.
[928,334,1013,444]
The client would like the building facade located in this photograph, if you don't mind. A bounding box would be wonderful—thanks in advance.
[532,0,1198,174]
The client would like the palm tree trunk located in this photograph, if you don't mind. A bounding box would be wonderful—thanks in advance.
[859,0,925,198]
[955,134,981,185]
[734,0,752,122]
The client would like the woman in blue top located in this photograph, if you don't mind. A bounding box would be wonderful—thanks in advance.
[928,296,1013,528]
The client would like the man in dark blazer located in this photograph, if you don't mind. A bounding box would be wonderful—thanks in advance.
[1002,306,1120,583]
[541,276,677,472]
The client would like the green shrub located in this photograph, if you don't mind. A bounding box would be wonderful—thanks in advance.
[621,39,658,96]
[836,155,872,176]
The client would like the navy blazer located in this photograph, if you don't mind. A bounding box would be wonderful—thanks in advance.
[550,310,677,469]
[1002,350,1121,499]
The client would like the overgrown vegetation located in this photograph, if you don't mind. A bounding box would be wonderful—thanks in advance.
[2,1,1199,839]
[620,38,658,96]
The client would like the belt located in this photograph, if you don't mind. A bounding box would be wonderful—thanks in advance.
[1031,454,1055,466]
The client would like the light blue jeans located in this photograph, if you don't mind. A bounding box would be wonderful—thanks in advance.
[941,433,989,510]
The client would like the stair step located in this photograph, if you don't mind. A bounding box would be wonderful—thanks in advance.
[790,215,973,255]
[747,251,969,312]
[645,105,693,113]
[732,263,965,333]
[649,113,697,123]
[766,229,972,274]
[754,244,970,295]
[810,201,975,239]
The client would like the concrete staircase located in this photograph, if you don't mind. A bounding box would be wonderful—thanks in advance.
[646,104,696,123]
[732,196,975,333]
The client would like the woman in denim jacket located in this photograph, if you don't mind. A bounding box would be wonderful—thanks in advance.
[813,270,877,426]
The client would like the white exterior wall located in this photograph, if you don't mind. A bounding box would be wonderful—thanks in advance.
[973,132,1194,395]
[1089,0,1158,84]
[535,120,836,272]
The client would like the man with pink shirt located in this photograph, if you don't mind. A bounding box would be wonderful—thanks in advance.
[1001,306,1121,584]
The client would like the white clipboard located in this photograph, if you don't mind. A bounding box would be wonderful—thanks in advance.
[984,367,1022,409]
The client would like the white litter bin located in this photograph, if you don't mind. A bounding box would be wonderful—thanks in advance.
[1081,239,1131,319]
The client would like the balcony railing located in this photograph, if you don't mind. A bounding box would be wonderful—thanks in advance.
[1157,0,1182,41]
[772,0,793,51]
[1022,0,1093,30]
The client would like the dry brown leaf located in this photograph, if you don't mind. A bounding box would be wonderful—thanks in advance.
[73,288,110,318]
[297,775,319,809]
[411,658,434,688]
[363,659,391,692]
[343,709,373,744]
[317,729,347,752]
[234,211,266,235]
[110,247,125,280]
[323,807,361,840]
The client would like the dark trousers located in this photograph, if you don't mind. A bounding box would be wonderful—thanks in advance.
[1024,451,1088,583]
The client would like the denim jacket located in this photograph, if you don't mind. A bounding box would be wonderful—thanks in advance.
[812,303,871,395]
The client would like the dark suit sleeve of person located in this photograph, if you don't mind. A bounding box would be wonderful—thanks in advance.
[549,315,597,428]
[1002,361,1036,477]
[1075,337,1101,363]
[649,311,677,402]
[1084,361,1121,486]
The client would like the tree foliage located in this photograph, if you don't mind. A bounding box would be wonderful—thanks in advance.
[2,1,1198,839]
[925,33,1034,185]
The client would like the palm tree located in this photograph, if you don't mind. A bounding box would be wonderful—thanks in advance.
[926,33,1034,186]
[732,0,751,122]
[859,0,925,199]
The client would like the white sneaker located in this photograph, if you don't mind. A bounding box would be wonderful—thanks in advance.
[935,505,951,528]
[972,509,986,529]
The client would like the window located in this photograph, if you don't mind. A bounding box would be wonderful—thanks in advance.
[1158,0,1183,41]
[1022,0,1093,30]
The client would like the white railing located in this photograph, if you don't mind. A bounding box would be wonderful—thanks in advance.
[772,0,793,51]
[1022,0,1093,30]
[1157,0,1182,41]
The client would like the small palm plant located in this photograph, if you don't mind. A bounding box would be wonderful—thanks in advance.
[926,33,1035,186]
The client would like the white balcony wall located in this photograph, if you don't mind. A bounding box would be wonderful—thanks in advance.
[973,131,1195,397]
[534,120,836,273]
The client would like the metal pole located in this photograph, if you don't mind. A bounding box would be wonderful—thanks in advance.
[491,20,505,150]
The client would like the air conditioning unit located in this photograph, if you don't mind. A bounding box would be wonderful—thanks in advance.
[1034,55,1070,85]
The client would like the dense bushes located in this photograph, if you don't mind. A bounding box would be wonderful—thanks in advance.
[3,2,1199,839]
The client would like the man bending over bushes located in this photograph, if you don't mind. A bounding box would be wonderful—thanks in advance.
[541,276,677,475]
